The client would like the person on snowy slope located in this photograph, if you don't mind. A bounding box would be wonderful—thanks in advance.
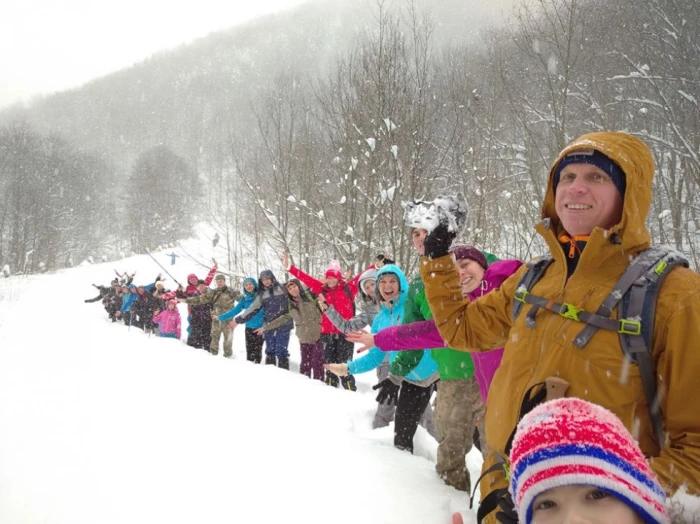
[232,270,293,369]
[420,132,700,523]
[285,279,324,380]
[325,264,439,453]
[219,277,265,363]
[321,267,396,428]
[282,252,374,391]
[188,280,213,351]
[182,274,238,358]
[153,299,182,339]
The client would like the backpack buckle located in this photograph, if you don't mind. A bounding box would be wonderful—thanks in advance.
[654,260,668,276]
[558,303,582,321]
[514,289,528,303]
[619,319,642,335]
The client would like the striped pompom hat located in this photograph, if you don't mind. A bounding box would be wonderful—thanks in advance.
[508,397,669,524]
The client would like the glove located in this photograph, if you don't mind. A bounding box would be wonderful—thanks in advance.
[422,221,456,259]
[495,492,518,524]
[373,377,401,405]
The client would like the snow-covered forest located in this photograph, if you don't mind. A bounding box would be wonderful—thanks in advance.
[1,0,699,276]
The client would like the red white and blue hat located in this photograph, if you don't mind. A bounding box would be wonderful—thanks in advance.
[508,397,669,524]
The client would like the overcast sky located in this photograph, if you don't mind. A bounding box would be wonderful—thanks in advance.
[0,0,309,109]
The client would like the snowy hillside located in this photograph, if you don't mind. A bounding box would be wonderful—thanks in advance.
[0,245,481,524]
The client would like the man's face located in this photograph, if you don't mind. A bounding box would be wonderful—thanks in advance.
[456,258,485,294]
[554,163,624,236]
[197,284,207,294]
[531,485,644,524]
[378,274,400,302]
[215,279,225,288]
[412,228,428,255]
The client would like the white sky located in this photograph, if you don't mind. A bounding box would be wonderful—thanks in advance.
[0,0,309,109]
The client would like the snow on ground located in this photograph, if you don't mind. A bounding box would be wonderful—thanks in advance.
[0,247,482,524]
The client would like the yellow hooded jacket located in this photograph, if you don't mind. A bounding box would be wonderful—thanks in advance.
[421,132,700,518]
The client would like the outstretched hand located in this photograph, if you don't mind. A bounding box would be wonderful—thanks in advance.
[373,378,400,405]
[346,330,375,353]
[212,258,217,266]
[281,251,289,270]
[323,363,349,377]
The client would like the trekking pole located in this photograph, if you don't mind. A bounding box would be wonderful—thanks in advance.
[144,249,182,287]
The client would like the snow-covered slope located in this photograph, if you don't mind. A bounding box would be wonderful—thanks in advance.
[0,248,482,524]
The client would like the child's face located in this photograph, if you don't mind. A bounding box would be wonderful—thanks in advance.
[532,486,644,524]
[362,279,376,298]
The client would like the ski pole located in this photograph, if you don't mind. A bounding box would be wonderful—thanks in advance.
[144,249,182,287]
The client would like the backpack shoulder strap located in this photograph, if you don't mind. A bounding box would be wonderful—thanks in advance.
[619,247,689,447]
[343,283,356,314]
[512,257,553,321]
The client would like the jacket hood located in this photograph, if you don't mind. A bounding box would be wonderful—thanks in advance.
[542,131,654,253]
[375,264,408,312]
[286,278,315,303]
[357,267,378,301]
[242,277,258,295]
[258,269,281,292]
[467,259,523,301]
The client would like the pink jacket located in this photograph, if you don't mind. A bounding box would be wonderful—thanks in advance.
[153,309,182,339]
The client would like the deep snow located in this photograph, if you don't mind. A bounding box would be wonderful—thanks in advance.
[0,243,482,524]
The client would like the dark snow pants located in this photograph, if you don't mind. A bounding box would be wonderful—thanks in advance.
[394,381,437,453]
[321,333,356,391]
[300,340,324,381]
[245,327,264,363]
[188,316,212,351]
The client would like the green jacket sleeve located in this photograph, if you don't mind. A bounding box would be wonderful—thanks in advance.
[186,292,214,306]
[389,349,424,377]
[403,277,427,324]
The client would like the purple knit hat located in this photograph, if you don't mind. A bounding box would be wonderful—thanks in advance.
[449,244,488,270]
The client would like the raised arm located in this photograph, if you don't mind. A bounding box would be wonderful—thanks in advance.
[288,264,323,295]
[235,294,264,325]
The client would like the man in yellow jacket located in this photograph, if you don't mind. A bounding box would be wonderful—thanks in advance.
[420,132,700,522]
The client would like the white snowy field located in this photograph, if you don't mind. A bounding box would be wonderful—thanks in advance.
[0,247,482,524]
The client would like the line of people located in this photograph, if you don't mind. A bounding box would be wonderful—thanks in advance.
[84,130,700,523]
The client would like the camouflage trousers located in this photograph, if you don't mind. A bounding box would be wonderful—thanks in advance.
[210,321,233,357]
[434,378,486,492]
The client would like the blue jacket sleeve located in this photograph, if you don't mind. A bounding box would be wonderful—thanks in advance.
[219,299,246,322]
[347,347,386,375]
[235,295,264,324]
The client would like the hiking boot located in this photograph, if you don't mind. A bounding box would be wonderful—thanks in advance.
[264,355,276,365]
[277,357,290,370]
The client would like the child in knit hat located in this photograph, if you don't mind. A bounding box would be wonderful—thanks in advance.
[508,397,669,524]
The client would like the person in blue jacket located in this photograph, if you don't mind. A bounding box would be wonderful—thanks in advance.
[231,270,293,369]
[116,284,138,326]
[325,264,439,452]
[219,278,265,363]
